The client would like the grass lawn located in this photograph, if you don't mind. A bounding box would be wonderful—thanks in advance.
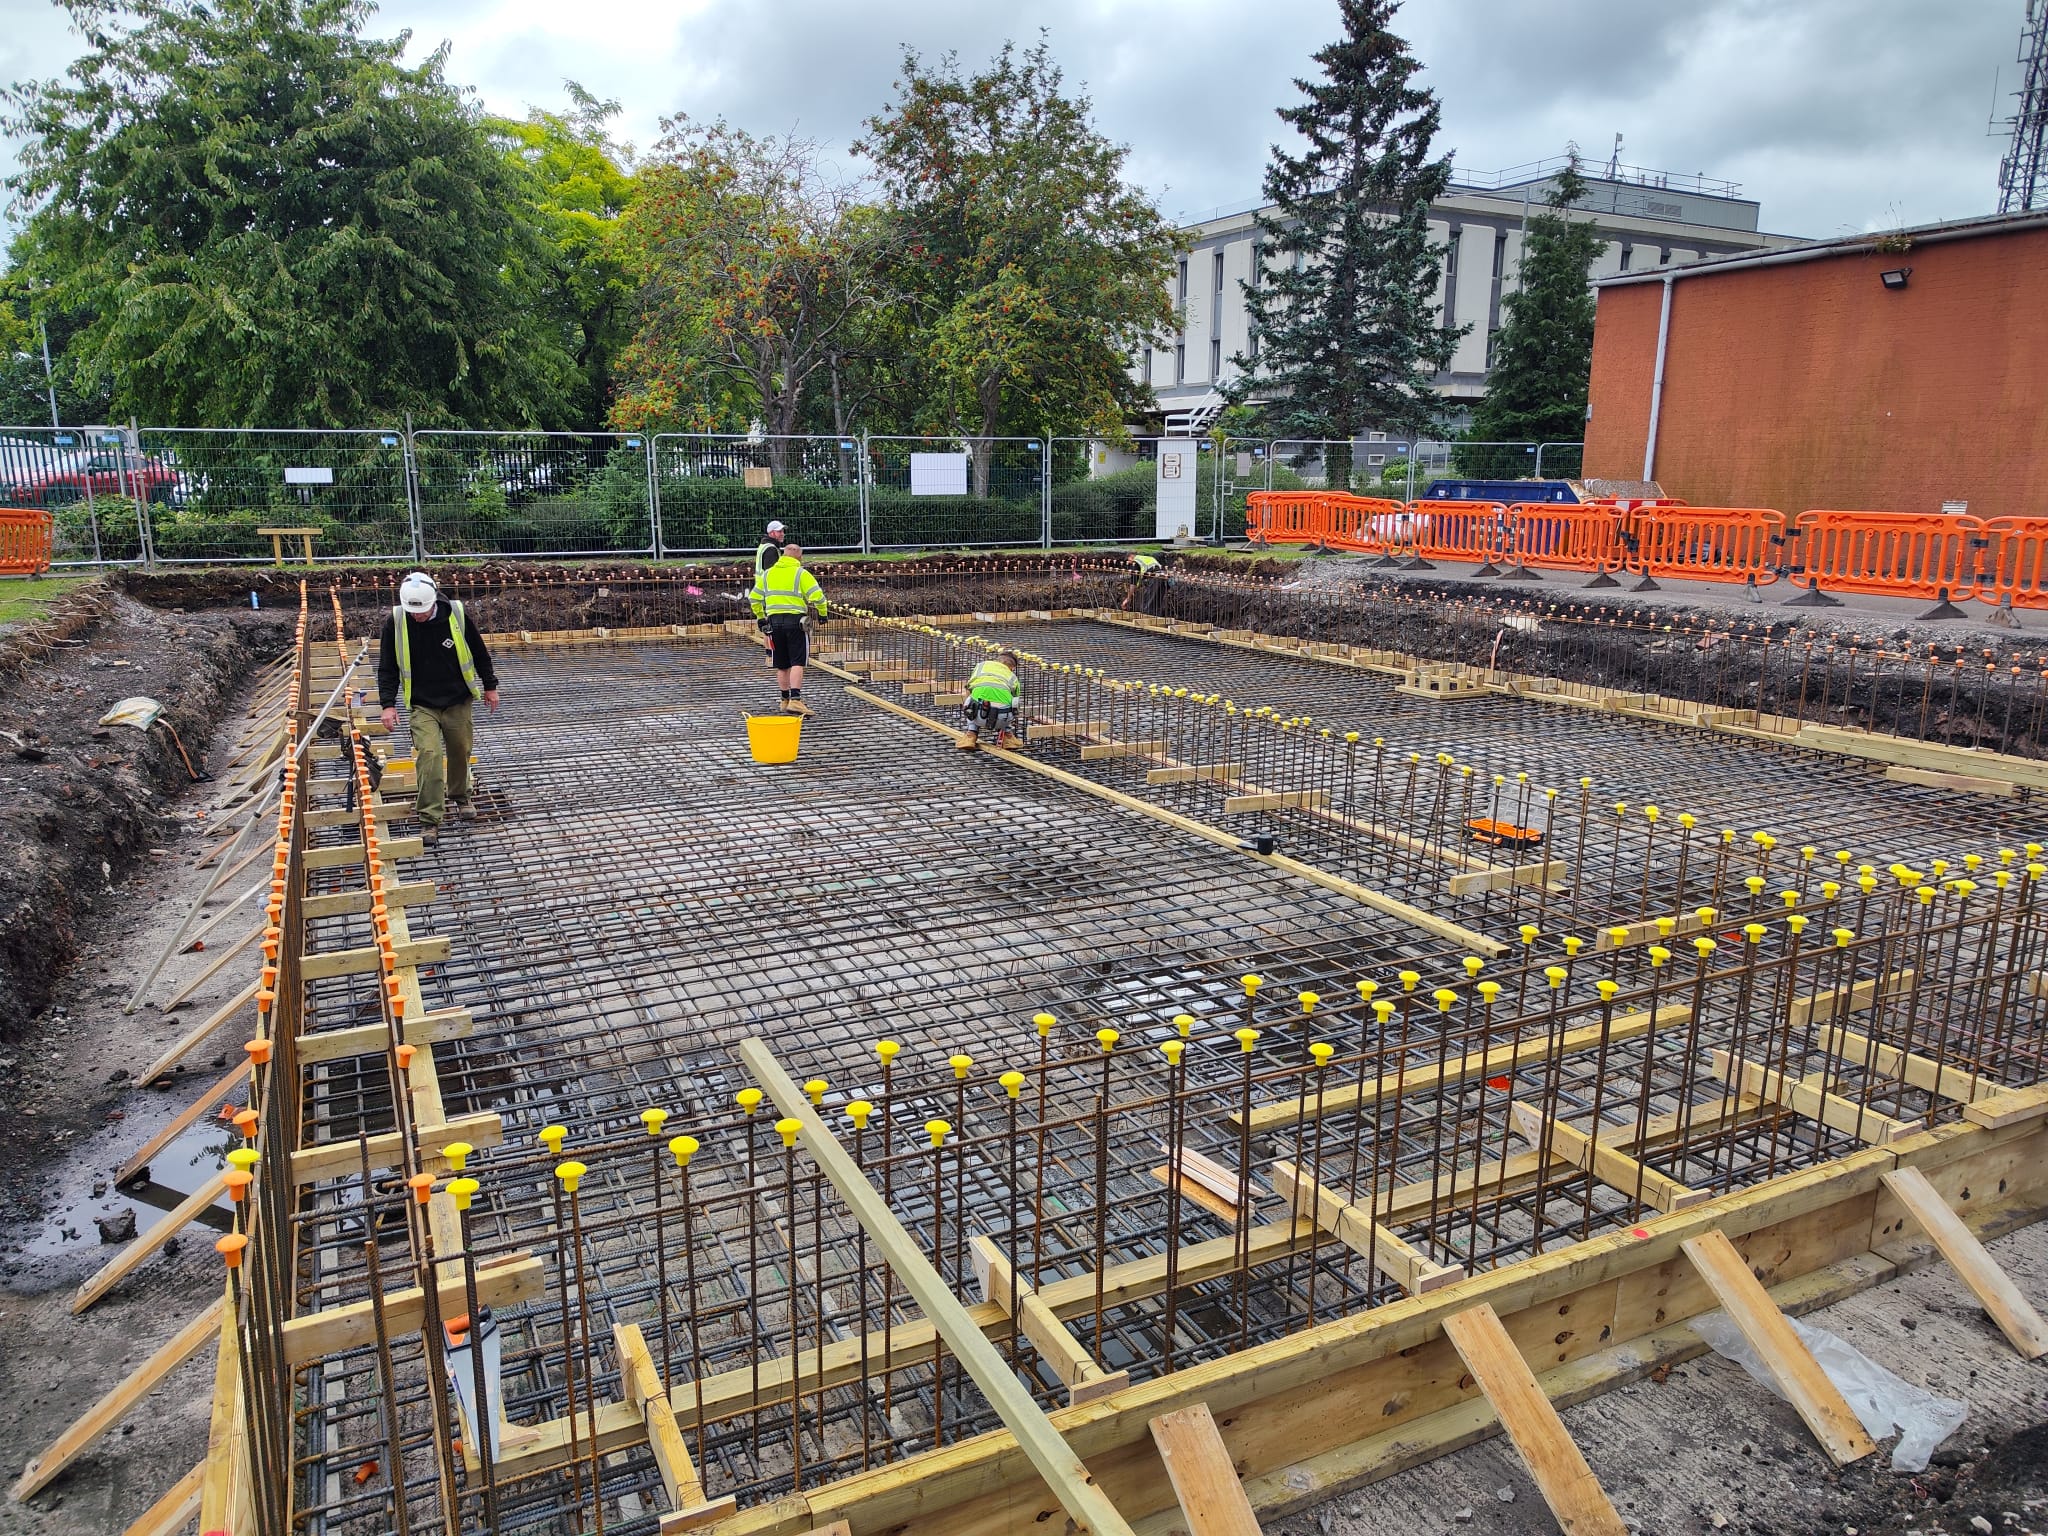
[0,574,94,627]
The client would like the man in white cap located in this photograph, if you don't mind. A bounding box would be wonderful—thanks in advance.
[754,520,788,667]
[377,572,500,846]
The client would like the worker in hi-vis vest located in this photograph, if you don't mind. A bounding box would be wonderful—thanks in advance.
[962,650,1023,746]
[1122,551,1165,613]
[747,543,828,715]
[378,571,500,846]
[753,519,788,668]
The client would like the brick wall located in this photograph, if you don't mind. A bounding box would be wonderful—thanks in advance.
[1584,225,2048,520]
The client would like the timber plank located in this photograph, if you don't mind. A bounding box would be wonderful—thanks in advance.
[1879,1166,2048,1359]
[1440,1304,1626,1536]
[1680,1229,1876,1465]
[1148,1403,1263,1536]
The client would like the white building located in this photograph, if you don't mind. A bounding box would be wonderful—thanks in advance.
[1141,155,1804,437]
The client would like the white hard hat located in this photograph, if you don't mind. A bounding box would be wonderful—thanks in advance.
[399,572,438,615]
[766,520,785,535]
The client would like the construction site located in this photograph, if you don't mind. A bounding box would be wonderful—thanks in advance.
[3,552,2047,1536]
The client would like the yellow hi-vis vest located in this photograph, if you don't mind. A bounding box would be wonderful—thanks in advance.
[749,557,828,620]
[967,659,1019,704]
[1132,553,1162,575]
[391,601,483,709]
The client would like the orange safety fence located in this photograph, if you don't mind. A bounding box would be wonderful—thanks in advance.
[0,508,54,576]
[1634,506,1786,586]
[1408,500,1512,564]
[1976,518,2048,610]
[1502,503,1627,575]
[1319,496,1408,555]
[1244,491,1328,546]
[1793,510,1984,602]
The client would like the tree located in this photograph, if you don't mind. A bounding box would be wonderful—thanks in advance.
[1232,0,1459,481]
[2,0,575,428]
[490,86,641,432]
[1466,152,1604,456]
[612,121,887,466]
[857,39,1179,496]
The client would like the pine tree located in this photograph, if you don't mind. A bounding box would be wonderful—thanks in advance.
[1232,0,1459,479]
[1467,152,1605,464]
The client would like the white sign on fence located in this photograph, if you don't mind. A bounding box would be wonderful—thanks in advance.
[284,467,335,486]
[909,452,968,497]
[1155,439,1198,539]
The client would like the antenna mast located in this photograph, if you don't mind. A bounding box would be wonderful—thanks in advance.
[1998,0,2048,212]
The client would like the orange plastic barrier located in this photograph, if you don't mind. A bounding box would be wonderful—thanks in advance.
[0,508,54,577]
[1503,503,1628,575]
[1793,510,1983,601]
[1321,496,1407,555]
[1976,518,2048,610]
[1244,491,1326,546]
[1407,500,1511,564]
[1635,506,1785,585]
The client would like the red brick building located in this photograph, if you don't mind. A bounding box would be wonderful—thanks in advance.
[1583,212,2048,520]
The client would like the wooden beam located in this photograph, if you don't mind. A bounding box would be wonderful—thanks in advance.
[1447,860,1569,898]
[115,1060,249,1186]
[197,1282,252,1536]
[1025,719,1110,740]
[289,1110,504,1186]
[298,935,451,981]
[1594,910,1710,951]
[281,1254,544,1365]
[1708,1051,1917,1144]
[1966,1081,2048,1129]
[1681,1228,1876,1465]
[301,879,437,920]
[1440,1304,1627,1536]
[1813,1025,1997,1105]
[1147,1403,1263,1536]
[1238,1003,1691,1134]
[1146,761,1240,786]
[736,1036,1140,1536]
[158,921,262,1012]
[1793,724,2048,792]
[295,1007,474,1065]
[1883,764,2018,798]
[972,1237,1130,1406]
[1506,1102,1708,1213]
[120,1462,203,1536]
[616,1324,738,1529]
[1879,1166,2048,1359]
[1786,969,1911,1028]
[139,979,258,1086]
[1243,969,1903,1136]
[1221,789,1330,814]
[12,1297,224,1500]
[72,1174,229,1314]
[1267,1161,1460,1294]
[845,686,1504,956]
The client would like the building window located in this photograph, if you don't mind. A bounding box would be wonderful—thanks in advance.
[1177,258,1188,303]
[1442,228,1459,332]
[1491,232,1506,279]
[1367,454,1387,466]
[1249,240,1262,287]
[1368,431,1388,442]
[1210,338,1221,379]
[1212,250,1224,296]
[1175,343,1185,384]
[1486,330,1500,369]
[1143,346,1154,381]
[1659,247,1671,265]
[1619,243,1632,271]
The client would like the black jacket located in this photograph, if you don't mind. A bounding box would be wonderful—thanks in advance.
[377,601,499,710]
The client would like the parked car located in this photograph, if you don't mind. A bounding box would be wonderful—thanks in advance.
[4,446,185,507]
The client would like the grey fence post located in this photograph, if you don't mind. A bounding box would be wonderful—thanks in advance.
[128,419,157,568]
[1041,437,1052,550]
[858,431,871,554]
[645,436,662,557]
[401,414,425,562]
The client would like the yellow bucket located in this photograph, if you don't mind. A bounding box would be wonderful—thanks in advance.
[745,713,803,764]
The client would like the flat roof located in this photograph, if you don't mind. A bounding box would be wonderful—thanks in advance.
[1595,208,2048,287]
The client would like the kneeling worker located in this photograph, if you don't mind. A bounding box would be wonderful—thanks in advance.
[749,542,828,715]
[378,572,500,847]
[1122,551,1165,613]
[962,649,1023,747]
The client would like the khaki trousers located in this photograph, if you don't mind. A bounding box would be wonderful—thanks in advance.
[410,700,474,826]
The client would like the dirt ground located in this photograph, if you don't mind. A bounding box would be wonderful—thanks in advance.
[0,579,2042,1534]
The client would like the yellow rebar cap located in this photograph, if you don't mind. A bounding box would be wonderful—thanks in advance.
[668,1134,700,1167]
[554,1160,587,1194]
[775,1117,802,1149]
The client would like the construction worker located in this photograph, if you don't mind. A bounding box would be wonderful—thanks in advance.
[1121,551,1166,613]
[962,649,1023,746]
[378,572,499,847]
[754,520,788,667]
[748,541,828,715]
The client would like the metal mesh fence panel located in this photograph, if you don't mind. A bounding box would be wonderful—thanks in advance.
[653,434,863,556]
[134,427,413,563]
[866,436,1045,548]
[1049,436,1206,545]
[414,431,653,558]
[0,425,148,563]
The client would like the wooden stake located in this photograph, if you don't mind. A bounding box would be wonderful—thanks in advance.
[1148,1402,1263,1536]
[1880,1167,2048,1359]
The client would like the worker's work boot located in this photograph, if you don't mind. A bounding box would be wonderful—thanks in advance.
[785,698,815,718]
[450,799,475,822]
[420,823,441,848]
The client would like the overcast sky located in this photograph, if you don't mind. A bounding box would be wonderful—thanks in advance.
[0,0,2028,238]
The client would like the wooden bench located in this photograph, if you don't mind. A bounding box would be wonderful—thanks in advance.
[256,526,320,565]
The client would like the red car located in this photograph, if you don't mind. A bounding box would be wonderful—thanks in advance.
[5,447,185,507]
